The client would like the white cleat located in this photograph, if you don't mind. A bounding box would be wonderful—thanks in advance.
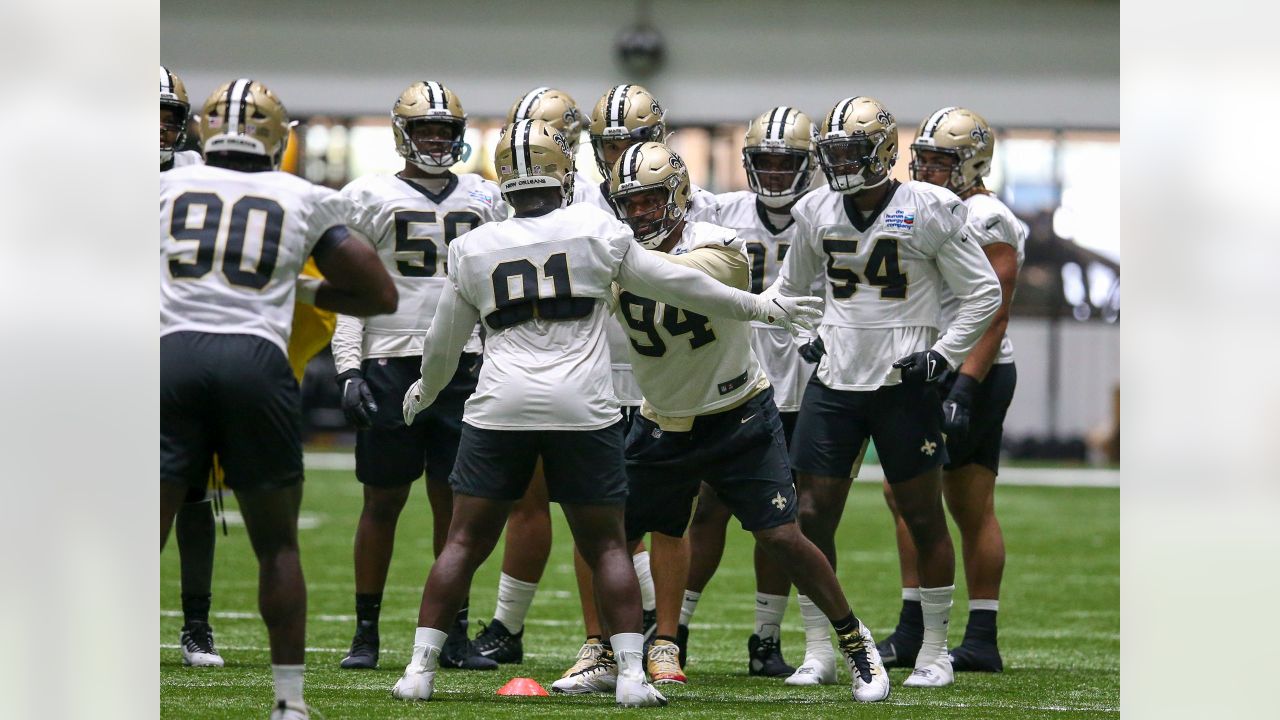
[179,623,225,668]
[784,654,837,686]
[838,623,890,702]
[616,674,668,708]
[391,661,437,701]
[551,652,618,695]
[268,700,309,719]
[903,655,954,688]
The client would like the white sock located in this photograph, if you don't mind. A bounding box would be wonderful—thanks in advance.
[797,594,834,661]
[411,626,448,670]
[918,585,955,665]
[969,598,999,612]
[610,632,645,680]
[679,590,701,626]
[754,592,788,641]
[493,572,539,633]
[633,551,656,612]
[271,664,304,705]
[902,587,922,602]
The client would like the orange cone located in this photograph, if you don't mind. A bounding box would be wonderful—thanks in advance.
[496,677,549,696]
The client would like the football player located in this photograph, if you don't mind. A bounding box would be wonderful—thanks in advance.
[465,87,588,665]
[875,107,1026,673]
[329,80,507,671]
[391,119,820,707]
[766,96,1001,689]
[160,66,202,171]
[556,142,888,701]
[677,107,823,678]
[161,79,397,720]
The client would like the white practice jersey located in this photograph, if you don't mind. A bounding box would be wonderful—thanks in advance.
[330,172,507,372]
[578,178,720,405]
[616,221,766,420]
[775,181,1001,390]
[717,190,815,411]
[164,150,203,170]
[938,192,1027,365]
[412,203,769,431]
[160,165,352,355]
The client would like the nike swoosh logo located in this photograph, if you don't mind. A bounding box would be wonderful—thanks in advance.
[724,236,736,246]
[741,414,757,424]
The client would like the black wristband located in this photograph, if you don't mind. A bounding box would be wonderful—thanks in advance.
[948,373,981,405]
[335,368,363,389]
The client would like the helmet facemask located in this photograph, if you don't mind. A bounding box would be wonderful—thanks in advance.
[160,100,189,164]
[909,146,968,192]
[743,147,814,205]
[591,122,665,180]
[395,116,470,171]
[612,182,685,249]
[817,132,894,194]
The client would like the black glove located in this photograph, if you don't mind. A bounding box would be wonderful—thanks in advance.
[941,373,980,447]
[335,369,379,429]
[798,337,826,364]
[892,349,949,386]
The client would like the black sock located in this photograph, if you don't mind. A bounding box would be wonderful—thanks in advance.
[654,634,679,644]
[896,599,924,641]
[181,593,211,626]
[831,612,859,637]
[355,593,382,631]
[455,598,470,630]
[963,609,998,645]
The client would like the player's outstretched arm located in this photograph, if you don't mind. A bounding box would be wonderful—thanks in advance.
[617,242,822,334]
[932,230,1001,369]
[764,216,825,301]
[304,226,398,317]
[403,282,479,425]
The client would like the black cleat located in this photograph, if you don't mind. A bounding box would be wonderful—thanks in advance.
[473,619,523,664]
[675,623,689,669]
[339,624,379,669]
[179,621,224,667]
[748,633,795,677]
[642,608,658,644]
[949,641,1004,672]
[876,629,921,669]
[440,620,498,670]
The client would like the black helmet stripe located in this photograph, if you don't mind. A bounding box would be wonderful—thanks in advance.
[768,106,789,141]
[608,84,631,127]
[160,66,173,94]
[223,78,254,136]
[920,106,958,139]
[516,87,550,120]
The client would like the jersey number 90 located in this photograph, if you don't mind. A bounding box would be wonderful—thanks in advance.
[168,192,283,290]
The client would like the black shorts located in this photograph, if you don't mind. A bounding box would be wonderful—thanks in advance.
[779,411,798,449]
[623,387,797,540]
[449,420,629,505]
[161,332,302,492]
[943,363,1017,474]
[791,375,948,484]
[355,353,480,487]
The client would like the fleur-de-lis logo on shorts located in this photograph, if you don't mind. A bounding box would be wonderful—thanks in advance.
[771,492,788,510]
[921,439,937,456]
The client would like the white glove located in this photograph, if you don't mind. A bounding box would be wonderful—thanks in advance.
[752,295,823,335]
[402,379,432,426]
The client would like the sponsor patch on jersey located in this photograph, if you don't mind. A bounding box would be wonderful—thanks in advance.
[884,209,915,230]
[468,189,494,207]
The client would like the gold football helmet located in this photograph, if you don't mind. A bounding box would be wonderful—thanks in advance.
[817,96,898,194]
[608,142,691,249]
[160,65,190,165]
[199,78,292,169]
[910,106,994,194]
[742,106,818,204]
[507,87,584,156]
[588,84,667,180]
[494,119,575,204]
[392,81,469,171]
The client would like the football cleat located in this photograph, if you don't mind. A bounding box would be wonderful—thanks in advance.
[339,624,379,669]
[439,620,498,670]
[646,641,686,685]
[903,655,955,688]
[838,623,890,702]
[551,648,617,694]
[748,633,796,678]
[472,618,523,664]
[560,640,606,678]
[949,641,1004,673]
[616,674,668,708]
[179,621,225,667]
[784,653,837,686]
[391,650,439,701]
[876,629,921,668]
[268,700,309,720]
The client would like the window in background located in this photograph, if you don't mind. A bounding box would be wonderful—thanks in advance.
[999,130,1060,214]
[1056,132,1120,264]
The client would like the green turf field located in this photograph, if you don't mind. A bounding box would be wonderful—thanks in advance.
[161,466,1119,718]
